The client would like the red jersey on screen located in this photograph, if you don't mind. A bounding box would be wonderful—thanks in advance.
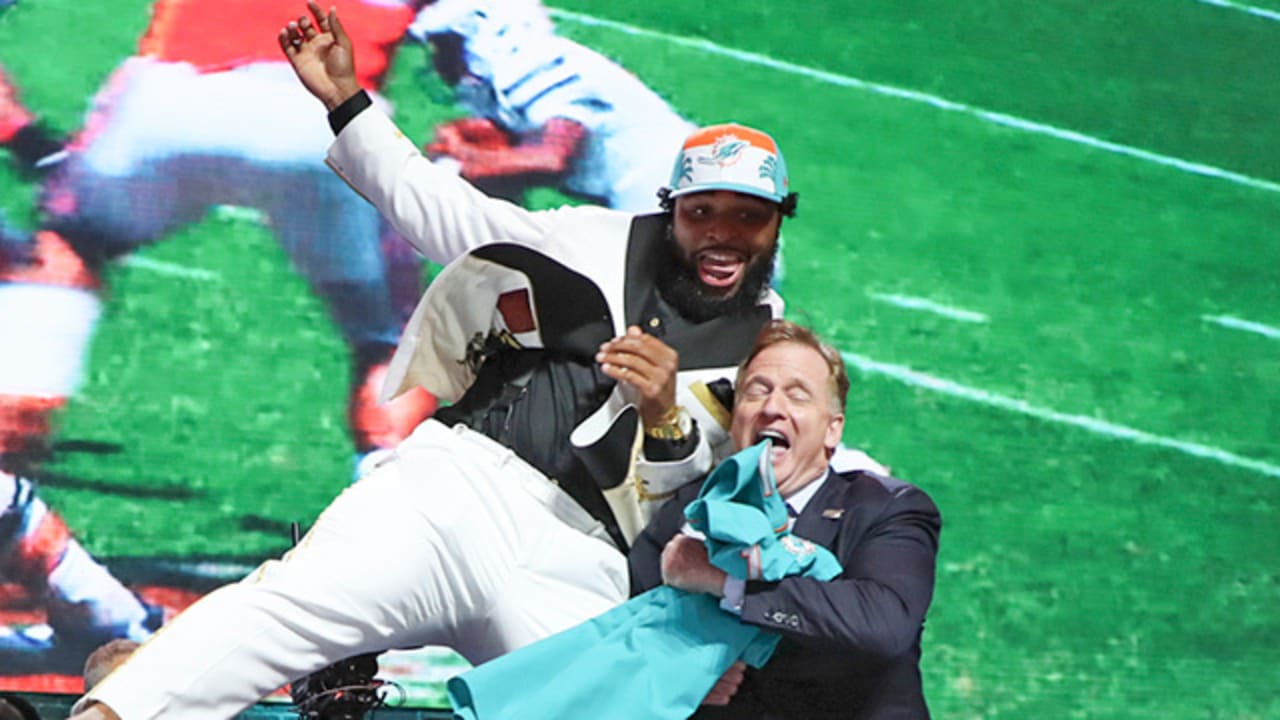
[138,0,415,88]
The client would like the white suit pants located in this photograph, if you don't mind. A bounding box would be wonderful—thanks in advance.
[85,420,628,719]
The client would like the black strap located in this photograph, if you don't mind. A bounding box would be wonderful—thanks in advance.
[327,89,373,136]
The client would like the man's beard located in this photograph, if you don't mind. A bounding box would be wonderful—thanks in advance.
[656,224,778,323]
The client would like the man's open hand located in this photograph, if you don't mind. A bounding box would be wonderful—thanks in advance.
[596,325,679,429]
[278,1,361,111]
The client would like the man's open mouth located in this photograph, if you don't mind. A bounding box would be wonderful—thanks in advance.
[696,249,746,289]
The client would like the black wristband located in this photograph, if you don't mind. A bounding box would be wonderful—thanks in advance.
[327,89,373,136]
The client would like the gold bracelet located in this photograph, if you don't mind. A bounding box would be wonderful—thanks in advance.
[655,404,681,426]
[644,405,691,441]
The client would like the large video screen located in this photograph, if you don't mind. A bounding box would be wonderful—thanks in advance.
[2,0,1277,715]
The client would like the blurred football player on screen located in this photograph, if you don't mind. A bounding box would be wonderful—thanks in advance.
[0,67,159,675]
[0,0,439,489]
[410,0,695,211]
[0,0,441,675]
[0,465,161,673]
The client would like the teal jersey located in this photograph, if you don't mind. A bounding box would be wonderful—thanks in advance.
[685,440,843,584]
[448,441,841,720]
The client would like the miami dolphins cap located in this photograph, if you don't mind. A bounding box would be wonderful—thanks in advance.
[667,123,790,203]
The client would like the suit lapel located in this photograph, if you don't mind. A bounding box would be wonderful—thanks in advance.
[790,469,846,549]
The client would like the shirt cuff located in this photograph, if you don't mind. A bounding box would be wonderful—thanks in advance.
[719,576,745,615]
[327,89,373,136]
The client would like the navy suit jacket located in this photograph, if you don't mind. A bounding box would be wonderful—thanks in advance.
[629,467,942,719]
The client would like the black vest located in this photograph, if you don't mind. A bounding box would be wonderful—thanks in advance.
[435,213,770,548]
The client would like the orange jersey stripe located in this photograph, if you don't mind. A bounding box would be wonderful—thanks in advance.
[138,0,415,88]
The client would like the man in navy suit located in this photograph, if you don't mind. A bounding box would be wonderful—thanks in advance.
[630,319,943,719]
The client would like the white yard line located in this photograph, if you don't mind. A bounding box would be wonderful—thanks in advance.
[1203,314,1280,340]
[842,351,1280,479]
[550,9,1280,196]
[116,204,269,281]
[123,255,221,281]
[146,559,256,582]
[1195,0,1280,22]
[867,292,989,323]
[211,205,269,224]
